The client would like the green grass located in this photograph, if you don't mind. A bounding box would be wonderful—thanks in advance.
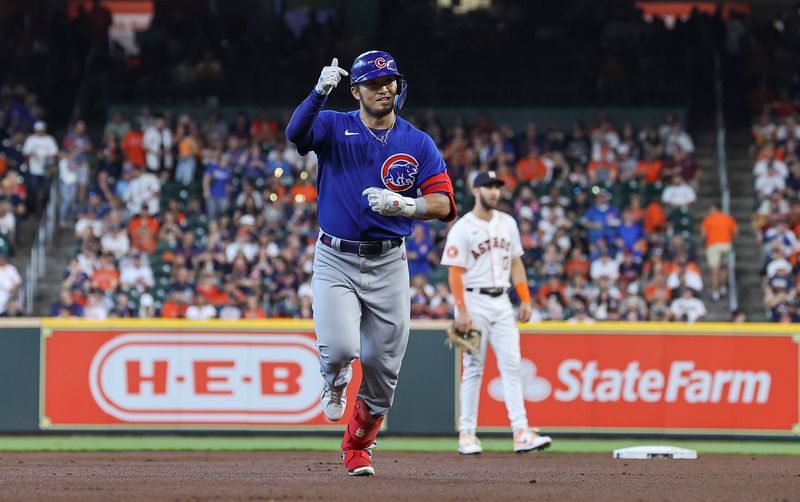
[0,436,799,455]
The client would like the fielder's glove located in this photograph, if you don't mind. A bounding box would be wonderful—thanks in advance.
[315,58,349,95]
[445,324,482,355]
[362,187,418,217]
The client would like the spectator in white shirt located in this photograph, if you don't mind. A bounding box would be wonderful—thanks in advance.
[0,254,20,314]
[100,224,131,259]
[74,208,104,240]
[124,166,161,215]
[143,115,173,172]
[665,121,695,155]
[661,176,697,208]
[753,152,788,180]
[119,253,155,289]
[22,121,59,214]
[755,163,786,199]
[83,291,109,320]
[218,298,243,320]
[0,202,15,237]
[669,288,707,323]
[590,250,620,282]
[766,247,793,279]
[185,294,217,320]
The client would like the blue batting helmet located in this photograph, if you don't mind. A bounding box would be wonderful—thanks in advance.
[350,50,408,111]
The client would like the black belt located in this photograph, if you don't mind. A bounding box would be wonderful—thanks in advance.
[466,287,508,297]
[320,232,403,257]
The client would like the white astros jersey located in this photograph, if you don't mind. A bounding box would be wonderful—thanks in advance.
[441,210,523,288]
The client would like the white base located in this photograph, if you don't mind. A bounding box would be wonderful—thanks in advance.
[613,445,698,460]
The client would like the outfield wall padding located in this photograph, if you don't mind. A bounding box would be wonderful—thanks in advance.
[0,320,797,437]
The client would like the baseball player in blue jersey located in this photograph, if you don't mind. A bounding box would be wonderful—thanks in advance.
[286,51,456,476]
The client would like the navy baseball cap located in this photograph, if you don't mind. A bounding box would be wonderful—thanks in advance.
[472,171,505,188]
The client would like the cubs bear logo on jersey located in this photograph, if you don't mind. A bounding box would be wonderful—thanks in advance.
[381,153,419,192]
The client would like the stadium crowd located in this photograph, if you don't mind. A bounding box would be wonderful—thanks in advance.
[751,108,800,322]
[48,107,709,323]
[0,82,55,316]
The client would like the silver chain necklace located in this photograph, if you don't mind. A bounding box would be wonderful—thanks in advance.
[360,112,395,146]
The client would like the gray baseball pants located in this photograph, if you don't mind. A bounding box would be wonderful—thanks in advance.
[312,237,410,417]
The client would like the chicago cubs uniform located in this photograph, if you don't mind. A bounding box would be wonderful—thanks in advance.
[286,51,455,476]
[441,171,551,454]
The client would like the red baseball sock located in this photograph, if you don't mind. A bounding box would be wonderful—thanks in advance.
[341,397,383,451]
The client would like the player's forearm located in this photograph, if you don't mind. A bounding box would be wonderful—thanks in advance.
[417,193,451,220]
[285,90,327,146]
[510,258,530,300]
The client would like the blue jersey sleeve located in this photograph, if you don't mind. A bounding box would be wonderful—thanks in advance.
[285,89,334,155]
[415,132,457,222]
[415,133,447,186]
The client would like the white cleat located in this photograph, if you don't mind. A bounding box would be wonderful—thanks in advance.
[321,387,346,421]
[458,430,483,455]
[513,428,552,453]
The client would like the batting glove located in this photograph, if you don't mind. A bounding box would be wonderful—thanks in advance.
[362,187,423,218]
[315,58,349,95]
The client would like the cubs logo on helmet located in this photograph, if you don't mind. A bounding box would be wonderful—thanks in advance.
[381,153,419,192]
[350,50,409,111]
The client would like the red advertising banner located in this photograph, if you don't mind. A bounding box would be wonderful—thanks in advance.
[41,323,362,429]
[471,330,800,434]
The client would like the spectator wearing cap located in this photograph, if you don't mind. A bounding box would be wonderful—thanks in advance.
[765,246,793,279]
[22,120,58,214]
[138,293,157,318]
[74,206,103,241]
[582,189,621,245]
[700,204,738,301]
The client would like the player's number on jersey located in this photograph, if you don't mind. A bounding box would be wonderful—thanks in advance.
[502,256,510,270]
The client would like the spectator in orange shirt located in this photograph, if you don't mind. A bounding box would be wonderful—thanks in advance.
[290,177,318,203]
[161,291,188,318]
[643,201,667,233]
[516,148,550,183]
[537,273,567,307]
[91,254,119,292]
[121,122,146,168]
[129,207,160,254]
[243,296,267,319]
[587,157,618,184]
[635,147,663,184]
[700,204,738,301]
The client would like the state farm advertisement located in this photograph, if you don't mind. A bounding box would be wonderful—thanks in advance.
[473,332,799,433]
[42,329,361,429]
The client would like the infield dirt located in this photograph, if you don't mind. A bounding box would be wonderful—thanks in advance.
[2,451,799,501]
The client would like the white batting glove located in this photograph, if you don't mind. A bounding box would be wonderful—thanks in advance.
[315,58,349,95]
[362,187,417,217]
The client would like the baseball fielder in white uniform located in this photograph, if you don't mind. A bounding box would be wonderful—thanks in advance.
[441,171,552,454]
